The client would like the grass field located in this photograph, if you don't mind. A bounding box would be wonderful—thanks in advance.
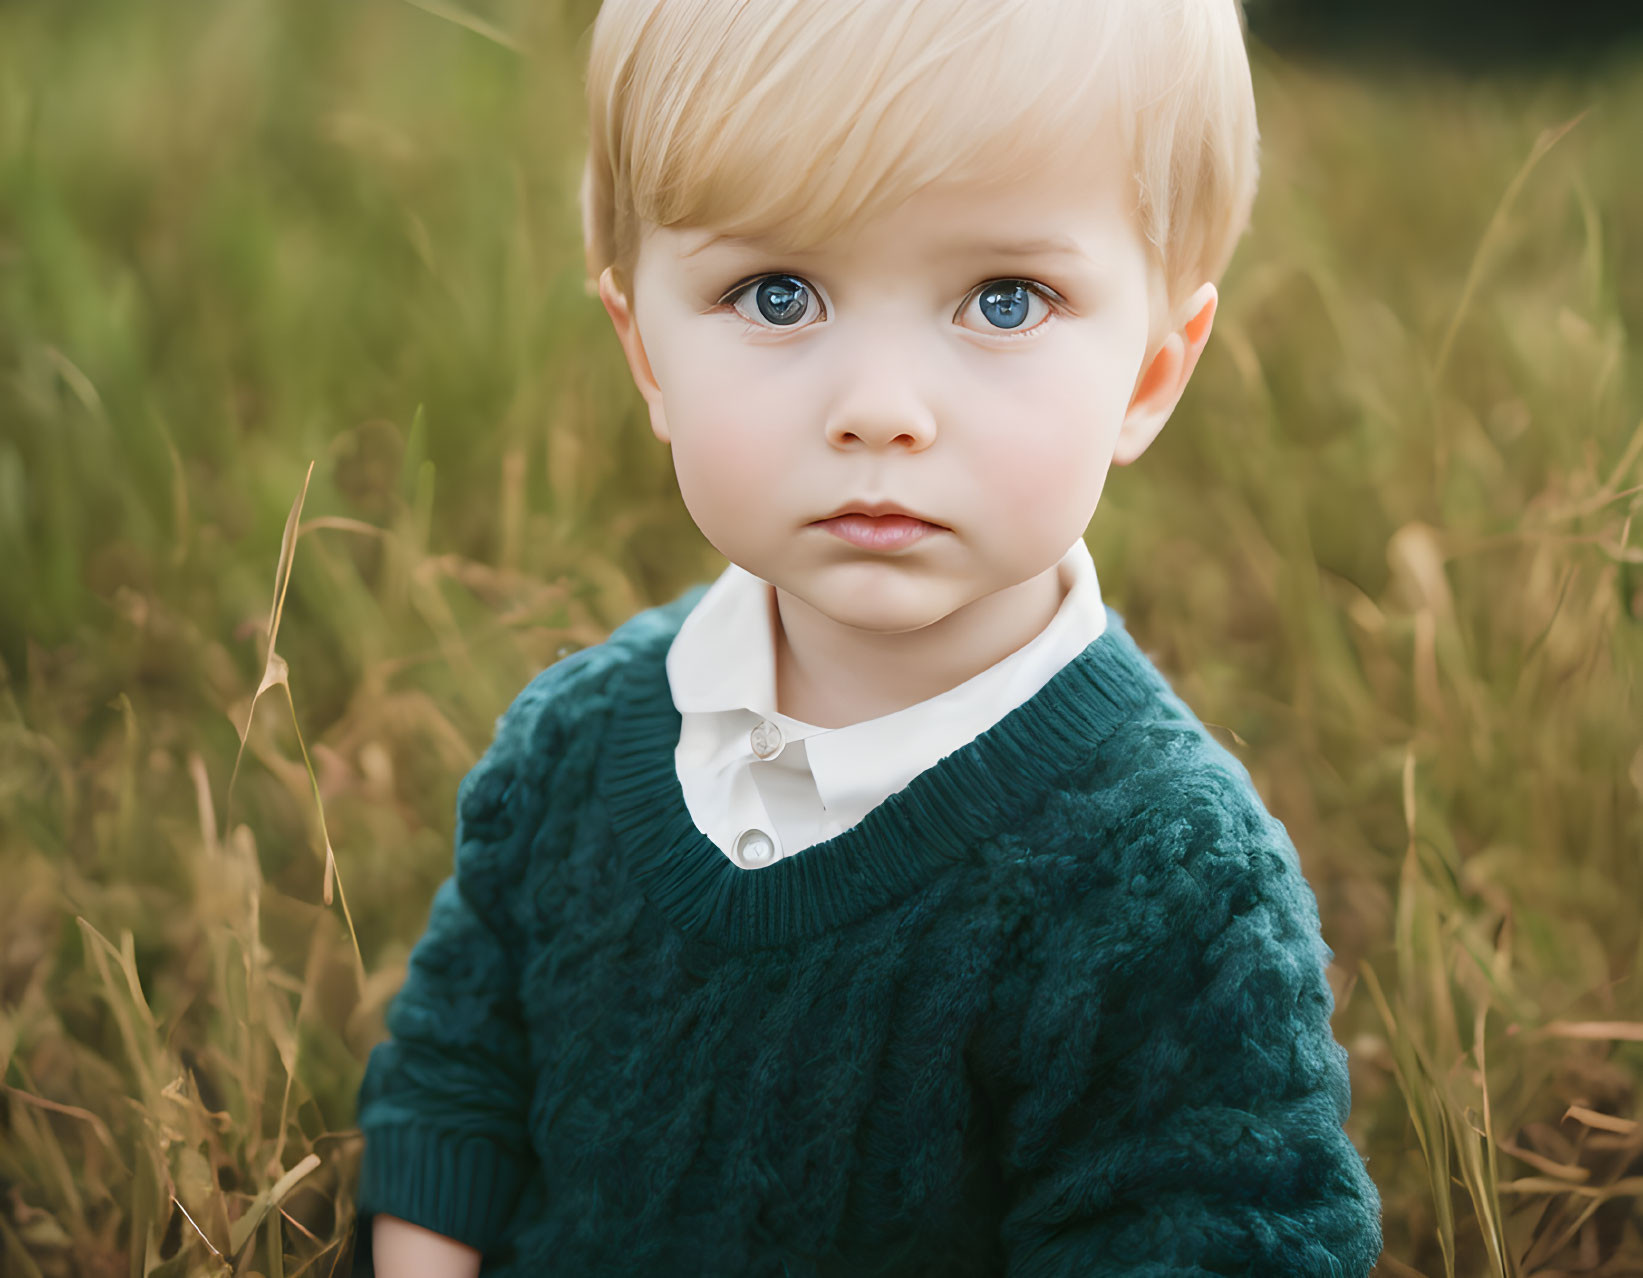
[2,0,1640,1274]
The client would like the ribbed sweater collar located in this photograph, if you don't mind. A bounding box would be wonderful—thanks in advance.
[597,598,1164,951]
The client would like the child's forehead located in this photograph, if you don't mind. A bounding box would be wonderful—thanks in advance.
[656,127,1140,265]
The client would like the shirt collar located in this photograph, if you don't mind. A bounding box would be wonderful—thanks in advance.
[666,540,1107,817]
[665,556,786,718]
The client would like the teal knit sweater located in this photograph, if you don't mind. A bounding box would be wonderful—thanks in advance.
[352,588,1383,1276]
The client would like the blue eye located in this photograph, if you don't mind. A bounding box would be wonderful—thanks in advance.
[962,280,1055,335]
[728,274,821,328]
[978,283,1030,329]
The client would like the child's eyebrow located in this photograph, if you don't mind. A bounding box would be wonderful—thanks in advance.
[683,231,1091,266]
[940,234,1090,264]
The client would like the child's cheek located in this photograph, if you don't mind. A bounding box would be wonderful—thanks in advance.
[968,351,1126,535]
[985,426,1080,552]
[661,357,797,537]
[691,355,799,458]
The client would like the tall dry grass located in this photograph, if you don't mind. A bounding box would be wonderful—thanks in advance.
[0,0,1639,1273]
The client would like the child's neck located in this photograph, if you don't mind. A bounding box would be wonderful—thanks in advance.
[769,567,1066,730]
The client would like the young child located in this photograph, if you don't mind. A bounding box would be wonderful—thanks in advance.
[352,0,1385,1273]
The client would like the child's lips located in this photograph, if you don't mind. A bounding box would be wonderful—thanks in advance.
[813,513,940,551]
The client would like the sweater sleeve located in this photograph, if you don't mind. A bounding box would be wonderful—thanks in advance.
[981,735,1384,1277]
[352,672,566,1264]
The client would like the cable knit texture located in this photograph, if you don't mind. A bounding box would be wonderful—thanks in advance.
[352,587,1383,1276]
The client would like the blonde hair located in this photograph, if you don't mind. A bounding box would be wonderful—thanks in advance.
[581,0,1259,321]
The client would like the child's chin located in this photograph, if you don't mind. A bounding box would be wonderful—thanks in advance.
[789,583,967,637]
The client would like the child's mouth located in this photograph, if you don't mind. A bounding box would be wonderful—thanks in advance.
[814,514,940,551]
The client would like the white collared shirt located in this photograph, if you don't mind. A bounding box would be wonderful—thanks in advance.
[664,538,1108,870]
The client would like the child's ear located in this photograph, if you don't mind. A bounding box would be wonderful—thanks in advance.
[1113,282,1217,467]
[597,266,671,445]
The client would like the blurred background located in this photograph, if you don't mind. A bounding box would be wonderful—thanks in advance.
[1,0,1640,1273]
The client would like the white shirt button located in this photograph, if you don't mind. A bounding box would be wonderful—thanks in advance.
[735,827,777,867]
[749,719,785,761]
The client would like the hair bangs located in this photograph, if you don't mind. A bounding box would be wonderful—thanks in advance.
[634,2,1126,259]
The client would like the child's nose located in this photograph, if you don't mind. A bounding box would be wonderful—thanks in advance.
[819,336,939,452]
[822,395,938,452]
